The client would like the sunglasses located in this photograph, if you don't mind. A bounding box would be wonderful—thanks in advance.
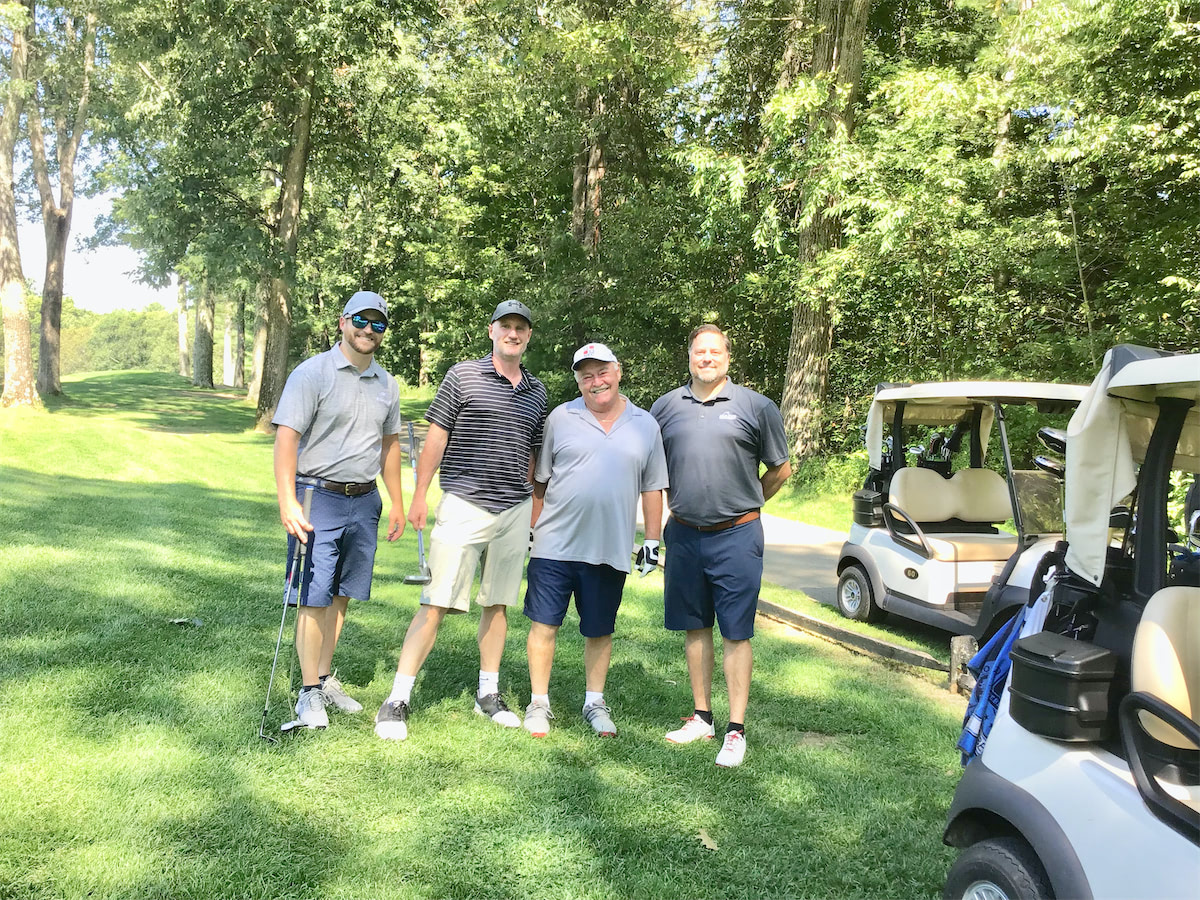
[349,314,387,334]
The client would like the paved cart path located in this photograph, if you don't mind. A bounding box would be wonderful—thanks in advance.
[759,513,846,607]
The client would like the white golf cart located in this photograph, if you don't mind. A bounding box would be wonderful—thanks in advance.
[943,345,1200,899]
[837,382,1088,637]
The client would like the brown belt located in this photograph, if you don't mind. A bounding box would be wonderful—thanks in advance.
[297,475,377,497]
[672,510,760,533]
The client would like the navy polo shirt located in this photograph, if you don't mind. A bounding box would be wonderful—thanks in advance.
[426,354,548,513]
[650,380,789,526]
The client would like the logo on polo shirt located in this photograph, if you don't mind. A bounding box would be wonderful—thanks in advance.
[719,412,738,421]
[375,390,391,404]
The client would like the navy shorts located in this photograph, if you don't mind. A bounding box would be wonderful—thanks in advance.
[285,483,382,608]
[524,558,627,638]
[662,516,764,641]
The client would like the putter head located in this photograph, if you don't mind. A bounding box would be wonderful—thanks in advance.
[403,572,432,585]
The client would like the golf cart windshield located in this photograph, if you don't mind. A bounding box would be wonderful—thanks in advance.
[865,382,1089,472]
[1064,346,1200,586]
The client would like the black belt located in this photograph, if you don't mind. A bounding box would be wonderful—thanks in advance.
[296,475,377,497]
[672,510,760,532]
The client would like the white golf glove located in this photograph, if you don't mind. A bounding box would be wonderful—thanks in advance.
[635,540,660,576]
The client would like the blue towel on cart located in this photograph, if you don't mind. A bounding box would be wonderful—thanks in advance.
[957,604,1029,765]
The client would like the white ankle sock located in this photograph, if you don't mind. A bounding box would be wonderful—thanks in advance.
[531,692,550,708]
[584,691,604,709]
[389,673,416,704]
[479,670,499,697]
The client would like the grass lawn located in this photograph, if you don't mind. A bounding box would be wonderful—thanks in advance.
[0,371,966,900]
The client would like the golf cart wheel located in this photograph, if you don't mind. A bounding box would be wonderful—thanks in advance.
[943,837,1053,900]
[837,565,881,622]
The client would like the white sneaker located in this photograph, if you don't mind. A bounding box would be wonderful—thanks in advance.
[374,699,409,741]
[321,673,363,713]
[474,692,521,728]
[715,730,746,767]
[295,687,328,729]
[665,714,715,744]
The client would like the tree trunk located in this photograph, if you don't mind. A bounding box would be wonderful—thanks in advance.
[585,135,605,254]
[255,66,315,431]
[248,275,269,405]
[176,277,190,377]
[29,12,96,398]
[222,308,233,387]
[193,278,215,388]
[35,210,68,395]
[233,290,245,389]
[0,1,37,408]
[777,0,872,460]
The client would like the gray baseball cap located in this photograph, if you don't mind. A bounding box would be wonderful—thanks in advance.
[572,342,619,370]
[490,300,532,325]
[342,291,388,324]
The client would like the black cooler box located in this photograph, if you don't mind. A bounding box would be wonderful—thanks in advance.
[853,489,883,528]
[1009,631,1117,742]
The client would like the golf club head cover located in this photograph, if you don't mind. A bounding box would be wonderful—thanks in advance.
[636,540,660,576]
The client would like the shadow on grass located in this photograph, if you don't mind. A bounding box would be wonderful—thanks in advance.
[0,465,961,899]
[43,370,255,434]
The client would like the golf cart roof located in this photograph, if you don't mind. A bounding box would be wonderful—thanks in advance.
[1065,345,1200,586]
[865,382,1089,470]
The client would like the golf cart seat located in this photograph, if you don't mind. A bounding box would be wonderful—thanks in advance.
[885,467,1019,562]
[1131,586,1200,752]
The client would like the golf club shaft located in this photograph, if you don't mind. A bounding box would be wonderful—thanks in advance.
[260,487,314,736]
[407,421,430,573]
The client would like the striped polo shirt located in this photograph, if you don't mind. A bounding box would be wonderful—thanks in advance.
[427,354,548,513]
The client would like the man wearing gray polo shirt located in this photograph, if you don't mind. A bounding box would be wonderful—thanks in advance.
[521,343,668,738]
[375,300,548,742]
[273,291,406,730]
[650,324,792,767]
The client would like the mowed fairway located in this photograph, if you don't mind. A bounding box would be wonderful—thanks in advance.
[0,372,965,900]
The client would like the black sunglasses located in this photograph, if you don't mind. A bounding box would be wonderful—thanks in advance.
[349,314,387,334]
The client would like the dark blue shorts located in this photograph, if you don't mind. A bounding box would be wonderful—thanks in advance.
[662,516,764,641]
[285,483,382,608]
[524,558,627,638]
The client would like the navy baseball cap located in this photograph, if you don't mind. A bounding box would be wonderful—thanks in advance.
[342,291,388,324]
[490,300,532,325]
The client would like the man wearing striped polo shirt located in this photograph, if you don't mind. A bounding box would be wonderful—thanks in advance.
[376,300,548,741]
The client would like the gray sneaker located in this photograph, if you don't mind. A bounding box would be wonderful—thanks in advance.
[524,700,554,737]
[321,673,363,713]
[295,687,328,729]
[583,702,617,737]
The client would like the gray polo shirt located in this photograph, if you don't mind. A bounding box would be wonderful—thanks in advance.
[650,381,789,526]
[273,344,401,483]
[531,396,668,573]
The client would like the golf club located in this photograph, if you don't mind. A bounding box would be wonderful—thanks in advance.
[258,486,314,742]
[403,421,432,586]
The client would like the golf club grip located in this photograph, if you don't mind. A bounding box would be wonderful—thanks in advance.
[301,486,314,519]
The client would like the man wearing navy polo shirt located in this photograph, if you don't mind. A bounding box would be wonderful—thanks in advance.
[375,300,548,742]
[650,324,792,767]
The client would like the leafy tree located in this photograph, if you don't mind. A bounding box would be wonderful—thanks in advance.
[0,0,37,407]
[28,2,99,396]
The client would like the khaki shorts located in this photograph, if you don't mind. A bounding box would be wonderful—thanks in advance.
[423,492,532,612]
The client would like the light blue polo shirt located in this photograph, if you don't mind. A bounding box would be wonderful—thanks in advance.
[273,344,401,483]
[531,396,669,573]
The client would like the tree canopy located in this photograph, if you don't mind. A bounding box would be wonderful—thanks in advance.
[1,0,1195,451]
